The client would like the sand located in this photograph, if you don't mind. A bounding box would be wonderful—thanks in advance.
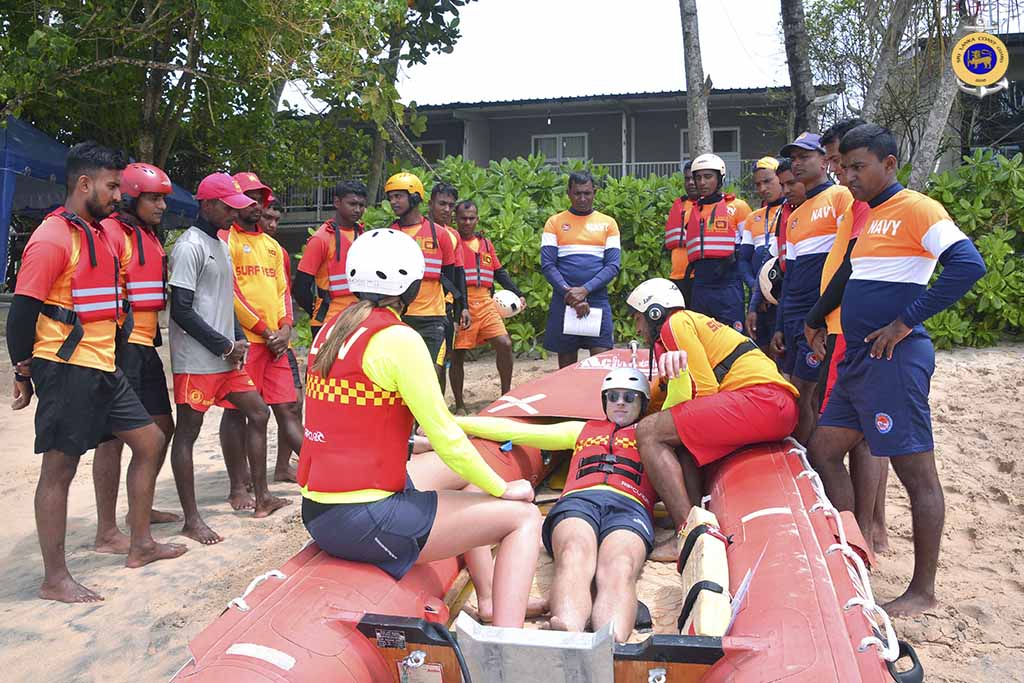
[0,342,1021,682]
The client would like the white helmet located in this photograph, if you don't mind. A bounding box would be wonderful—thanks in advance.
[601,368,651,399]
[346,229,425,304]
[493,289,523,318]
[691,153,727,179]
[626,278,686,323]
[758,257,783,306]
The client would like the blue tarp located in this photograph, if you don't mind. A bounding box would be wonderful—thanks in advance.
[1,116,198,282]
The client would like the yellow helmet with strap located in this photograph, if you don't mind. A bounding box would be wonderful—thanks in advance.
[384,172,425,201]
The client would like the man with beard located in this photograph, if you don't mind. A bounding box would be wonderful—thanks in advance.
[8,142,186,602]
[427,181,469,391]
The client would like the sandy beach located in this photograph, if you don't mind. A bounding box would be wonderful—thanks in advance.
[0,341,1021,682]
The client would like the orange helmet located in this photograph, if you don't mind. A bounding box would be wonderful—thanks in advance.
[120,163,172,198]
[384,172,425,201]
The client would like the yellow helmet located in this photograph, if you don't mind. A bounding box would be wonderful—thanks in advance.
[384,172,425,200]
[755,156,780,171]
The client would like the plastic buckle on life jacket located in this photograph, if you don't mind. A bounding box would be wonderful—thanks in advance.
[40,304,84,361]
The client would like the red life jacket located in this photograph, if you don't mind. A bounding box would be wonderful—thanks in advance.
[462,234,497,290]
[684,194,738,262]
[393,218,444,281]
[39,210,121,360]
[664,197,695,251]
[107,215,166,312]
[298,308,413,495]
[561,421,658,517]
[324,220,363,296]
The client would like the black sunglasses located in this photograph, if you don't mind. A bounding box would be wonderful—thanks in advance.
[605,390,641,404]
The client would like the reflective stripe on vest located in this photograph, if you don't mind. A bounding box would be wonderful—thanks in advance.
[297,308,413,495]
[665,198,694,250]
[59,211,121,322]
[123,222,167,311]
[326,221,362,295]
[467,236,496,289]
[560,421,657,516]
[684,198,736,262]
[394,219,444,282]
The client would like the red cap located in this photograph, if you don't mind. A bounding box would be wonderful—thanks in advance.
[121,163,172,197]
[233,172,272,207]
[195,173,255,210]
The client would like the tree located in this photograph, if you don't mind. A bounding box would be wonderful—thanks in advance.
[679,0,712,157]
[860,0,916,121]
[781,0,820,134]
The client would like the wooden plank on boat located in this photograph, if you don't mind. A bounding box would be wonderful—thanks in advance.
[612,660,711,682]
[358,614,462,683]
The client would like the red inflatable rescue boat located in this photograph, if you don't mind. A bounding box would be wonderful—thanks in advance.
[172,350,921,682]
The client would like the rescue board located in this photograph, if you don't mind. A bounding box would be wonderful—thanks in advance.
[172,349,921,683]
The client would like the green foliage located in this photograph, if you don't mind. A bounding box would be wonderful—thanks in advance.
[360,155,686,354]
[924,151,1024,348]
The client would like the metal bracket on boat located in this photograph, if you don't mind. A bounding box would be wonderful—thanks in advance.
[647,668,667,683]
[401,650,427,669]
[227,570,287,612]
[784,438,902,664]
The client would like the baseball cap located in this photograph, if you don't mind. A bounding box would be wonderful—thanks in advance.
[195,173,255,209]
[780,132,826,156]
[233,172,273,207]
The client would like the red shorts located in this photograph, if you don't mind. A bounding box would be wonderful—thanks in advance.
[819,334,846,414]
[219,343,298,408]
[173,369,256,413]
[670,383,799,466]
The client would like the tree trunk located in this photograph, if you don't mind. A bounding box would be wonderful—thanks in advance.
[861,0,915,121]
[678,0,712,157]
[909,15,975,190]
[382,117,431,168]
[366,131,388,203]
[780,0,819,135]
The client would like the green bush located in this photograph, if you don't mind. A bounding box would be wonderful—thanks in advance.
[924,151,1024,349]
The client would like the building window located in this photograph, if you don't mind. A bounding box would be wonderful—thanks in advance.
[680,127,741,178]
[532,133,589,164]
[418,140,446,164]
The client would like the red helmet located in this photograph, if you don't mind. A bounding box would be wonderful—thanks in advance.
[121,163,173,198]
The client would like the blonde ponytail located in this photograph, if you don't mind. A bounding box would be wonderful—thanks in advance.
[311,300,375,376]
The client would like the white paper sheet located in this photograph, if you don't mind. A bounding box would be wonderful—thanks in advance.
[563,306,603,337]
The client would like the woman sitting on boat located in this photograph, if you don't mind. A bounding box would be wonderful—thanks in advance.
[297,229,542,628]
[628,278,799,561]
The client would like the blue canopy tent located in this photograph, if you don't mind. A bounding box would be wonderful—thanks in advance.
[1,116,198,288]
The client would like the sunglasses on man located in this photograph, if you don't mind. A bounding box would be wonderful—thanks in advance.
[605,390,642,404]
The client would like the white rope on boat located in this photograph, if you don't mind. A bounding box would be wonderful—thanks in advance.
[227,570,287,612]
[784,437,900,663]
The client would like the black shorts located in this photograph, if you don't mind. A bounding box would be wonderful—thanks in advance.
[542,489,655,556]
[402,315,447,368]
[31,358,153,457]
[285,348,303,392]
[117,341,172,417]
[443,304,456,370]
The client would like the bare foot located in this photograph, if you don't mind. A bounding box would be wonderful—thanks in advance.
[149,509,182,524]
[650,538,679,563]
[273,466,297,483]
[126,540,188,568]
[181,521,224,545]
[873,529,890,554]
[39,575,104,603]
[883,590,937,618]
[94,529,131,555]
[541,615,577,632]
[253,495,291,518]
[228,489,255,510]
[474,595,548,623]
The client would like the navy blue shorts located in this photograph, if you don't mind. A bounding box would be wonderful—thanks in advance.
[689,281,745,332]
[818,334,935,457]
[781,320,822,382]
[543,297,614,354]
[302,477,439,580]
[542,489,654,556]
[754,306,777,351]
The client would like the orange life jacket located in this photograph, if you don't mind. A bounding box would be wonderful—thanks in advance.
[325,220,363,297]
[40,210,121,360]
[664,197,696,250]
[684,194,737,262]
[109,215,166,312]
[298,308,413,494]
[461,234,497,289]
[395,218,444,282]
[561,421,657,517]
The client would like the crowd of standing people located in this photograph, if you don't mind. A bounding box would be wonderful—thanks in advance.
[7,120,985,631]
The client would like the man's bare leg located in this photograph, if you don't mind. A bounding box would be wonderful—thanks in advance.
[591,530,647,642]
[36,451,102,602]
[219,408,254,510]
[556,350,578,370]
[491,335,514,395]
[806,425,862,513]
[849,440,886,551]
[547,519,599,632]
[874,461,890,552]
[791,376,819,445]
[270,403,302,482]
[884,451,943,617]
[636,412,697,561]
[94,415,179,554]
[119,422,188,568]
[228,391,290,518]
[171,405,223,544]
[450,349,468,413]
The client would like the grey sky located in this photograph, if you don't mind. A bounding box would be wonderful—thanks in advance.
[397,0,791,105]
